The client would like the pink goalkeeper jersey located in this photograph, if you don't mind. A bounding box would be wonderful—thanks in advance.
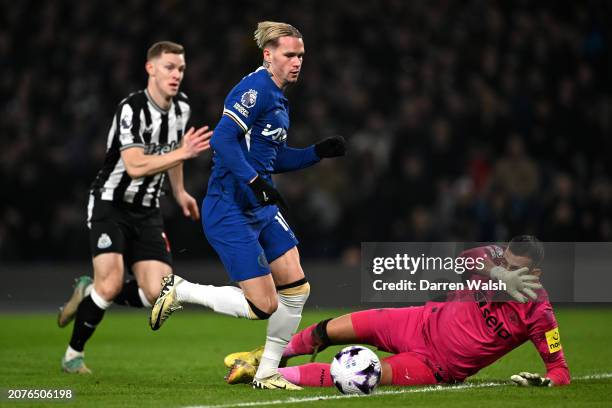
[422,245,570,385]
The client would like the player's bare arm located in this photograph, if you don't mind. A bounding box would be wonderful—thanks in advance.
[121,125,211,178]
[167,163,200,221]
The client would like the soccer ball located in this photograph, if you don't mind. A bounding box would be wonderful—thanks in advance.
[330,346,382,395]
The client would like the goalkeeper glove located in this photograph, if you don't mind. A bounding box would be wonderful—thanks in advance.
[314,136,346,158]
[510,372,552,387]
[490,266,542,303]
[248,176,288,210]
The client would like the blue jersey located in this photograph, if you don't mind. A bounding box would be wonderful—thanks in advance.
[207,67,319,209]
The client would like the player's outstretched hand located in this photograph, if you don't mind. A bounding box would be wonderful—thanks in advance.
[490,266,543,303]
[182,125,213,159]
[175,190,200,220]
[315,136,346,158]
[248,176,288,210]
[510,372,552,387]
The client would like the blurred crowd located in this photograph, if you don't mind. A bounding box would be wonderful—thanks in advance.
[1,0,611,261]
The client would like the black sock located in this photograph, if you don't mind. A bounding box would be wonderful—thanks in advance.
[113,280,143,308]
[313,318,333,350]
[69,295,105,352]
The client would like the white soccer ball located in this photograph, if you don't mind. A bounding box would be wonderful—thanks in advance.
[330,346,382,395]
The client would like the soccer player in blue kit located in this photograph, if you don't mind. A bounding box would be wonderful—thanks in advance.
[150,21,346,390]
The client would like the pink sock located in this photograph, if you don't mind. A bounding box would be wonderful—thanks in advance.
[279,363,333,387]
[284,323,317,357]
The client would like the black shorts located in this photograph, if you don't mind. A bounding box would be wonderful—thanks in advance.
[87,195,172,267]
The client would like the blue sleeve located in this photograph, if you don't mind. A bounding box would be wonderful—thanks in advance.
[210,115,258,183]
[222,76,267,133]
[272,144,321,174]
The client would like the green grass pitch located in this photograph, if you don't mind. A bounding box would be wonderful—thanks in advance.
[1,307,610,407]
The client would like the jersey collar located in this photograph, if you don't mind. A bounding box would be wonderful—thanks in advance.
[144,89,172,114]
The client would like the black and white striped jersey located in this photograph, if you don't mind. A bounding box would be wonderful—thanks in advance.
[90,89,190,208]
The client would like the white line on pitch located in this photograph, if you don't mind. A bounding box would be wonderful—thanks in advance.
[183,373,612,408]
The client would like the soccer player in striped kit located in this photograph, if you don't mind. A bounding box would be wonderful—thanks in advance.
[59,41,212,373]
[150,22,346,390]
[225,236,571,388]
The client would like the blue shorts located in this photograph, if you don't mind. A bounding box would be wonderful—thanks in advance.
[202,194,299,282]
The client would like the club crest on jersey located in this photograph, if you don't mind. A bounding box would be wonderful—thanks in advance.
[240,89,258,108]
[97,233,112,249]
[257,252,269,268]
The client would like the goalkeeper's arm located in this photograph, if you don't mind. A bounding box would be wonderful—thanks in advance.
[520,317,571,386]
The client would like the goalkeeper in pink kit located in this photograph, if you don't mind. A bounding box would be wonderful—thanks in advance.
[225,235,570,387]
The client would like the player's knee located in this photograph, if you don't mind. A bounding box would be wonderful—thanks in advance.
[94,280,122,301]
[141,285,160,304]
[245,295,278,320]
[277,279,310,308]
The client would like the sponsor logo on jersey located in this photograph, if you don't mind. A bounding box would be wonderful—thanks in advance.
[144,140,179,155]
[233,102,250,117]
[240,89,258,108]
[97,233,112,249]
[261,124,287,142]
[478,301,512,340]
[545,327,562,353]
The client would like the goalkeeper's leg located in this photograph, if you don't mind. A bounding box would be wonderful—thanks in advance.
[276,353,437,387]
[225,313,361,367]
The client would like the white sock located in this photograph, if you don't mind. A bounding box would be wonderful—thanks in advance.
[138,288,152,308]
[64,345,83,361]
[90,288,112,310]
[175,280,251,318]
[255,289,309,380]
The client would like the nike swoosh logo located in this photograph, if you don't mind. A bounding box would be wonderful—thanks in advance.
[153,299,165,330]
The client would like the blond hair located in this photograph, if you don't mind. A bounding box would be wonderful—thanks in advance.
[147,41,184,61]
[254,21,302,49]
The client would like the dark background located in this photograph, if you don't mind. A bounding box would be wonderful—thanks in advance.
[1,0,611,266]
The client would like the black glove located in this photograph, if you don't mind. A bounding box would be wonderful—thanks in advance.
[314,136,346,158]
[248,176,288,210]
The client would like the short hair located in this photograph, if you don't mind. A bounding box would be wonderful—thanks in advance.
[254,21,302,49]
[147,41,185,61]
[508,235,545,267]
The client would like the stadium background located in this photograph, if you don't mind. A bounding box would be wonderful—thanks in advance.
[1,2,612,407]
[1,0,611,308]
